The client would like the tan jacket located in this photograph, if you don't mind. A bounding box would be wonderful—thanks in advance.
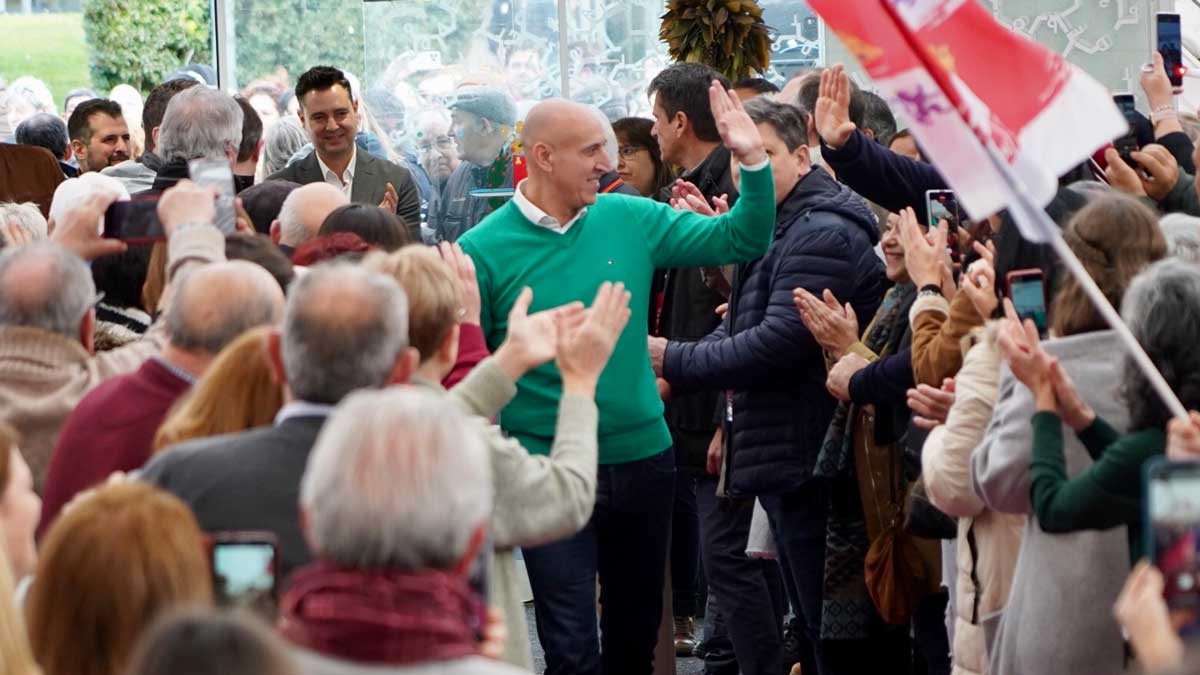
[415,359,598,669]
[909,290,985,387]
[921,324,1023,675]
[0,227,226,490]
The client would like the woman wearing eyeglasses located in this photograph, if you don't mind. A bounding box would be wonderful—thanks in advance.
[613,117,676,198]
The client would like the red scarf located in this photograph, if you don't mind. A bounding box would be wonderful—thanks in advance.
[280,561,482,664]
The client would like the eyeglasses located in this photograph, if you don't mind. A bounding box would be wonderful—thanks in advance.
[618,145,648,159]
[417,135,456,153]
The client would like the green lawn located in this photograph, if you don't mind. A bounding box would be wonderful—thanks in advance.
[0,13,91,108]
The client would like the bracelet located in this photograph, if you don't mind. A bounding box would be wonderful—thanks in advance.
[919,284,943,296]
[1151,108,1179,125]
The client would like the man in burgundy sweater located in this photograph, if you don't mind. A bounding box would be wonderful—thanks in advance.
[37,260,285,537]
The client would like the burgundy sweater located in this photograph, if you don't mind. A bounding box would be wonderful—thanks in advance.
[38,359,191,538]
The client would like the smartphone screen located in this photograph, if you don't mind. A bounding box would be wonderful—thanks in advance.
[189,158,237,234]
[925,190,960,230]
[1009,274,1048,337]
[103,194,164,243]
[1147,460,1200,635]
[1113,93,1136,120]
[1157,14,1185,89]
[212,538,277,613]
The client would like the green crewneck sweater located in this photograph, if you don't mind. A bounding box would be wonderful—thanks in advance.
[459,162,776,464]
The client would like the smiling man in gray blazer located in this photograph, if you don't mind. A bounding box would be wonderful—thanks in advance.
[269,65,421,242]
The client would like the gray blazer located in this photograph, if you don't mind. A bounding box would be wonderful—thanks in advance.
[268,150,422,242]
[971,330,1131,675]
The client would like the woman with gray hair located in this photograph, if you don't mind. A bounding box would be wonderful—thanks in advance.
[1159,212,1200,264]
[262,119,308,177]
[996,256,1200,563]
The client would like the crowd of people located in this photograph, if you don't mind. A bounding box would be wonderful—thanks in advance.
[2,38,1200,675]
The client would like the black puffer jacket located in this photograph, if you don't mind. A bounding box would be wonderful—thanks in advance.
[662,167,886,496]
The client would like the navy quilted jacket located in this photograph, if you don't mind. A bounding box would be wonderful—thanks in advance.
[662,167,886,497]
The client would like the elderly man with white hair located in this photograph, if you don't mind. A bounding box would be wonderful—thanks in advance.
[0,181,227,489]
[269,182,349,258]
[150,84,244,192]
[283,387,526,675]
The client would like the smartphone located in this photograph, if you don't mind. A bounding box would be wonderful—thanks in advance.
[1005,269,1048,338]
[925,190,960,230]
[1146,458,1200,635]
[103,193,164,243]
[188,158,237,234]
[210,532,278,616]
[1113,93,1137,120]
[1113,133,1141,172]
[1157,13,1186,90]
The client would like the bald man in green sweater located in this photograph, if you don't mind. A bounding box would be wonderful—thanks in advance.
[458,82,775,675]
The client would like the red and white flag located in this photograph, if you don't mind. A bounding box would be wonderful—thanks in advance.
[807,0,1126,241]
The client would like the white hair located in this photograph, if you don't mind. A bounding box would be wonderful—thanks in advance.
[0,202,48,240]
[48,173,129,228]
[157,86,244,162]
[300,387,492,570]
[0,242,95,338]
[7,76,55,115]
[1160,212,1200,264]
[263,118,308,175]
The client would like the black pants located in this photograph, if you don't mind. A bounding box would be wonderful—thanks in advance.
[697,475,786,675]
[523,448,676,675]
[672,467,702,617]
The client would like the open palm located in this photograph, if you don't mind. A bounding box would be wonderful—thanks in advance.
[710,80,766,166]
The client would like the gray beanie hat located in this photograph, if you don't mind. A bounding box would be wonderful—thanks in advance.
[448,86,518,126]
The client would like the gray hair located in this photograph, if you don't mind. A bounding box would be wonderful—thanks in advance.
[166,262,283,355]
[281,263,409,404]
[1121,258,1200,430]
[742,97,810,152]
[859,90,898,146]
[1160,213,1200,264]
[157,86,244,162]
[0,202,48,240]
[276,186,308,245]
[587,105,618,167]
[263,119,308,176]
[0,242,95,338]
[301,387,492,569]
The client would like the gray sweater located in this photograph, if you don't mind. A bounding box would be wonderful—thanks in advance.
[970,330,1131,675]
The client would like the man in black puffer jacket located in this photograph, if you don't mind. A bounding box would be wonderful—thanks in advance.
[651,98,886,675]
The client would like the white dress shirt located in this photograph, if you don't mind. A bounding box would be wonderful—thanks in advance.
[512,179,587,235]
[317,146,357,198]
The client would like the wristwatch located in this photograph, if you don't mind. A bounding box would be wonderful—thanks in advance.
[918,284,943,299]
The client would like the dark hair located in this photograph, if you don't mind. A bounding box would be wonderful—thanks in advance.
[611,117,674,197]
[291,232,375,266]
[647,63,731,143]
[295,66,353,108]
[318,203,410,252]
[63,88,98,112]
[742,98,810,152]
[233,97,264,164]
[15,113,68,159]
[143,79,200,154]
[1121,259,1200,432]
[859,91,897,145]
[91,243,153,310]
[128,609,297,675]
[225,233,295,293]
[733,77,780,95]
[238,180,301,235]
[798,72,864,127]
[67,98,123,144]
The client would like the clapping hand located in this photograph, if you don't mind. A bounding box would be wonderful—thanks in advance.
[710,79,767,166]
[557,282,633,397]
[794,287,858,357]
[997,298,1055,403]
[1167,411,1200,461]
[494,287,584,382]
[379,182,399,212]
[897,206,951,292]
[669,180,729,216]
[908,378,956,430]
[1114,561,1184,674]
[960,240,998,321]
[827,351,870,402]
[439,242,481,325]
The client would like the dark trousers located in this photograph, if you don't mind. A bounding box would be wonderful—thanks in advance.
[698,475,786,675]
[672,467,702,617]
[523,448,676,675]
[761,482,831,675]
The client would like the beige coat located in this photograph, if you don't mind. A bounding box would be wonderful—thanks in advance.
[0,227,225,490]
[416,359,598,670]
[921,324,1024,675]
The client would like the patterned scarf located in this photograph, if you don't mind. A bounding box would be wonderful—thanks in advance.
[280,561,481,664]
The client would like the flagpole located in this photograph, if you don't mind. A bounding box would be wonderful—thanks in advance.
[875,0,1189,420]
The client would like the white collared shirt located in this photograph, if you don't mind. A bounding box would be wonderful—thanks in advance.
[317,146,357,198]
[512,179,587,235]
[274,400,337,426]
